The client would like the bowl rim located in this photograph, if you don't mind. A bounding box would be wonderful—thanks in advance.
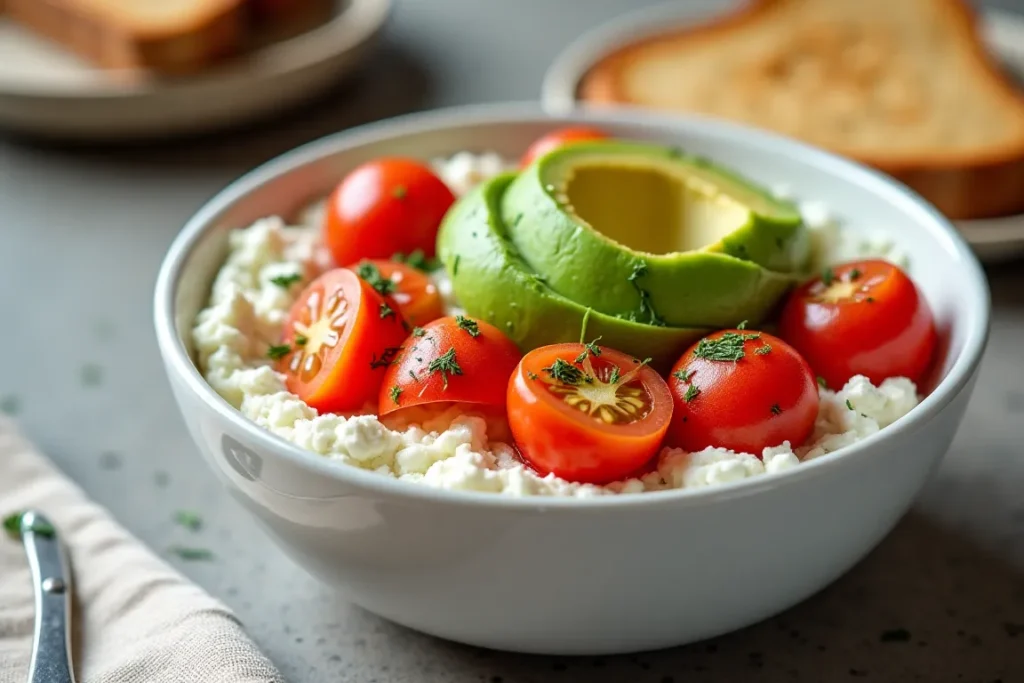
[154,101,991,510]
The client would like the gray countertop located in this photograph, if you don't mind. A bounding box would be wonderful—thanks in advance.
[3,0,1024,680]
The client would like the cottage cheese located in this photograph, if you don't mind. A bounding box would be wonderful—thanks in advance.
[191,153,921,497]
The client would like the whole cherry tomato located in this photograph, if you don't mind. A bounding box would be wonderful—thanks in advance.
[520,126,611,167]
[324,158,455,266]
[507,342,673,484]
[379,315,522,424]
[667,329,818,455]
[351,259,445,328]
[277,268,408,413]
[778,260,936,389]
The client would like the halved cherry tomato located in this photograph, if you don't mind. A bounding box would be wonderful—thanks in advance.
[520,126,610,167]
[350,259,445,328]
[667,330,818,455]
[277,268,409,413]
[324,158,455,266]
[379,315,522,425]
[507,343,673,484]
[778,260,936,389]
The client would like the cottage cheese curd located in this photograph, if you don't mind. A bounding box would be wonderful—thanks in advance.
[190,153,921,497]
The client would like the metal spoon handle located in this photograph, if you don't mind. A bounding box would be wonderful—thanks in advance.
[21,511,76,683]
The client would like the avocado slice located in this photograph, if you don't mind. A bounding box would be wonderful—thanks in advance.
[501,141,810,328]
[436,173,710,371]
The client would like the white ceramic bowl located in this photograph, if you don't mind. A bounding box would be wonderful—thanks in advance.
[154,103,990,656]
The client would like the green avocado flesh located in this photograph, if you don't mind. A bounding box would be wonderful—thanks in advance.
[501,141,811,328]
[436,173,710,371]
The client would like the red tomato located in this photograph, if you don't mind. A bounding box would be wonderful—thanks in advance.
[520,126,611,167]
[350,259,445,328]
[324,158,455,266]
[778,260,937,389]
[378,315,522,424]
[277,268,409,413]
[507,343,673,484]
[667,330,818,455]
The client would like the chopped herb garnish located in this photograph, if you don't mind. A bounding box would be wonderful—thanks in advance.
[822,267,835,286]
[168,546,213,561]
[452,255,461,277]
[754,343,772,355]
[849,268,862,281]
[81,363,103,387]
[527,371,539,381]
[880,628,911,643]
[684,384,701,402]
[609,366,621,384]
[2,513,55,539]
[866,296,875,303]
[693,331,760,362]
[408,370,418,382]
[672,369,694,382]
[627,262,666,326]
[845,399,855,411]
[270,273,302,288]
[356,261,398,296]
[174,510,203,532]
[295,335,308,346]
[392,249,441,272]
[575,336,603,363]
[427,348,463,389]
[412,327,426,337]
[737,320,749,330]
[392,185,407,199]
[455,315,480,337]
[817,376,828,389]
[389,385,403,404]
[370,346,403,369]
[267,344,290,360]
[543,358,587,386]
[379,302,396,319]
[770,403,782,415]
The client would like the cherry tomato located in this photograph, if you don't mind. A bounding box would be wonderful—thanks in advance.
[778,260,937,389]
[378,315,522,423]
[667,330,818,455]
[351,259,445,328]
[277,268,409,413]
[507,343,673,484]
[324,158,455,266]
[520,126,611,167]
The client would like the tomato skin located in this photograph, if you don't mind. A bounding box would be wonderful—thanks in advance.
[350,259,445,328]
[778,260,936,389]
[507,344,673,484]
[278,268,409,414]
[324,158,455,266]
[520,126,611,167]
[378,315,522,419]
[667,331,818,455]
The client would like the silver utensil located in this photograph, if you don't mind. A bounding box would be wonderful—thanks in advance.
[18,511,76,683]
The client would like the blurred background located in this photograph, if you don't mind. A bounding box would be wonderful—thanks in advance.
[2,0,1024,681]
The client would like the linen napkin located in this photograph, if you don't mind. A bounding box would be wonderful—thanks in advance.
[0,416,284,683]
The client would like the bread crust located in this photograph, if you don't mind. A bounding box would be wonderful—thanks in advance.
[4,0,246,75]
[579,0,1024,219]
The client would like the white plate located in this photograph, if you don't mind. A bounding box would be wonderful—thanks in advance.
[541,1,1024,264]
[0,0,391,141]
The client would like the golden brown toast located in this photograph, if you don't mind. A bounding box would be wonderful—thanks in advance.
[3,0,246,75]
[580,0,1024,220]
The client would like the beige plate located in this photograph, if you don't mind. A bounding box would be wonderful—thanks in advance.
[0,0,391,141]
[541,0,1024,265]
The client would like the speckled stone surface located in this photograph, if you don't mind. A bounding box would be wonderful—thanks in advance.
[2,0,1024,680]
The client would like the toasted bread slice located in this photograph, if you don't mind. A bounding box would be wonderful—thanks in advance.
[580,0,1024,219]
[3,0,245,75]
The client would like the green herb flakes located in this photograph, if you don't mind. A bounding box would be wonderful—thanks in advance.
[392,185,407,200]
[754,343,772,355]
[543,358,587,386]
[389,385,403,404]
[168,546,213,562]
[737,320,749,330]
[174,510,203,532]
[295,335,308,346]
[693,332,760,362]
[392,249,441,272]
[452,255,461,277]
[267,344,290,360]
[845,399,855,411]
[609,366,621,384]
[379,302,396,319]
[412,327,426,337]
[849,268,862,281]
[455,315,480,337]
[356,261,398,297]
[817,376,828,390]
[427,348,463,389]
[770,403,782,415]
[684,384,701,402]
[2,513,55,539]
[527,371,539,381]
[270,273,302,288]
[627,262,666,326]
[672,369,694,382]
[370,346,403,369]
[822,267,836,286]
